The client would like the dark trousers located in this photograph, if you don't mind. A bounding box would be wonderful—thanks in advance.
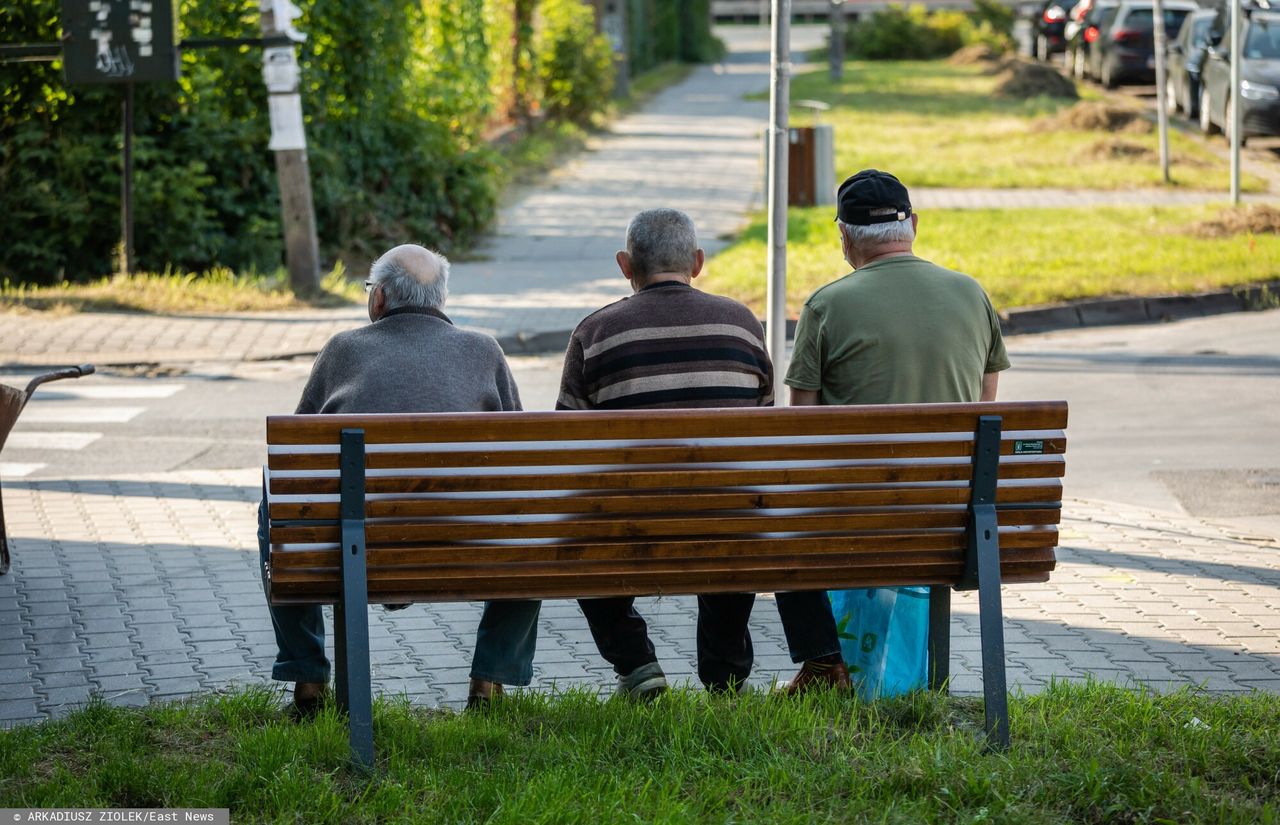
[578,589,840,690]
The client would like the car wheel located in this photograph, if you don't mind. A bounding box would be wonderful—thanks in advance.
[1200,87,1220,134]
[1102,59,1117,89]
[1165,76,1179,115]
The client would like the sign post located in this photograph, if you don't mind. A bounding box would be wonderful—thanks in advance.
[829,0,845,82]
[61,0,180,276]
[766,0,791,378]
[1153,0,1170,183]
[260,0,320,297]
[1229,0,1242,205]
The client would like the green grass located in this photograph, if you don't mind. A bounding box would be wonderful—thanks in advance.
[703,205,1280,314]
[783,60,1265,192]
[0,266,364,315]
[1,684,1276,823]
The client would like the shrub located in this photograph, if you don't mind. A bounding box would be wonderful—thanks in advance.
[534,0,615,124]
[847,3,1015,61]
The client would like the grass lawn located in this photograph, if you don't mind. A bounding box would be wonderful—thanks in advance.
[703,205,1280,315]
[1,684,1275,823]
[785,60,1265,192]
[0,267,364,315]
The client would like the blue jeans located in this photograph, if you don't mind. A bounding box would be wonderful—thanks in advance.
[257,499,541,685]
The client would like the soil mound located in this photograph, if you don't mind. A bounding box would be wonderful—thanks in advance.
[948,44,1002,65]
[1076,138,1158,162]
[1188,205,1280,238]
[1043,101,1152,133]
[993,61,1079,99]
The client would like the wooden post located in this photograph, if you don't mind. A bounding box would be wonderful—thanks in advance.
[260,0,320,297]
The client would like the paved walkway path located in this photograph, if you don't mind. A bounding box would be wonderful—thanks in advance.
[1,470,1276,723]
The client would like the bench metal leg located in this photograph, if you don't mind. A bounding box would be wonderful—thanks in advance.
[959,416,1010,751]
[0,479,10,576]
[928,586,950,691]
[336,428,374,768]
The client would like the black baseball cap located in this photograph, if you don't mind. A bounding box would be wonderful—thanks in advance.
[835,169,912,225]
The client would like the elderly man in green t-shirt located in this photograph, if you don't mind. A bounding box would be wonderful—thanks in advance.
[785,169,1010,406]
[784,169,1010,694]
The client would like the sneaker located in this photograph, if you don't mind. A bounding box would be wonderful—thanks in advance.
[617,662,668,701]
[778,657,852,696]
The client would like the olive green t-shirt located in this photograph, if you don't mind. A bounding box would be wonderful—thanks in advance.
[784,255,1010,405]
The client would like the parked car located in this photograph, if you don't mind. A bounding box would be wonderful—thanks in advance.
[1165,9,1217,117]
[1089,0,1199,87]
[1065,0,1120,79]
[1031,0,1074,59]
[1200,8,1280,143]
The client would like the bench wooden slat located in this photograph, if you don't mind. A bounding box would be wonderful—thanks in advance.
[266,433,1068,471]
[266,402,1068,445]
[268,506,1060,545]
[266,456,1065,496]
[268,480,1064,521]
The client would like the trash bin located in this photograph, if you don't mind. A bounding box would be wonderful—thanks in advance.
[762,124,836,208]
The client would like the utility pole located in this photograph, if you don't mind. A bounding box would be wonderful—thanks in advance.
[1229,0,1242,205]
[829,0,845,82]
[260,0,320,297]
[766,0,791,375]
[1153,0,1170,183]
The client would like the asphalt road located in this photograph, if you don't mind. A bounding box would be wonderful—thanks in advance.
[3,309,1278,540]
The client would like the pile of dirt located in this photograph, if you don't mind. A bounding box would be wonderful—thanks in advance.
[948,44,1003,65]
[1076,138,1158,163]
[1188,205,1280,238]
[1041,101,1152,133]
[992,61,1079,99]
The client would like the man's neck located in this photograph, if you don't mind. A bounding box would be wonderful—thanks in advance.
[635,272,692,291]
[854,245,914,269]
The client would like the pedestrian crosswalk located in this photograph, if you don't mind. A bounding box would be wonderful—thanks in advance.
[0,377,186,480]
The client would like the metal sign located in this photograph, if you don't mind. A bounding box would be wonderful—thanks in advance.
[61,0,179,85]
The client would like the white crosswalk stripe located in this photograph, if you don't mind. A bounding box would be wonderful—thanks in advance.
[43,384,185,400]
[5,431,103,450]
[0,462,47,478]
[19,406,146,424]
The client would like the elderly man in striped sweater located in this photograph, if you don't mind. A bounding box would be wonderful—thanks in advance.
[556,208,851,699]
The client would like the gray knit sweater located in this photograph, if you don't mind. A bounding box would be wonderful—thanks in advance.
[295,307,522,414]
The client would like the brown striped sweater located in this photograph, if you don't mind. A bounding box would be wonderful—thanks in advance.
[556,281,774,410]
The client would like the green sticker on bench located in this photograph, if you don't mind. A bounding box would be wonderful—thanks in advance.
[1014,439,1045,455]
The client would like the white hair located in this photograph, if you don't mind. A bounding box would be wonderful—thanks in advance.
[839,208,916,249]
[369,248,449,310]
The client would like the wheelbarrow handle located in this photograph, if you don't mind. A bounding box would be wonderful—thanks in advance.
[23,363,96,396]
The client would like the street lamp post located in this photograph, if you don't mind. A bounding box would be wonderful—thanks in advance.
[766,0,792,375]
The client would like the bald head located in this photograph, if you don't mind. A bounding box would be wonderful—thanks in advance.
[369,244,449,312]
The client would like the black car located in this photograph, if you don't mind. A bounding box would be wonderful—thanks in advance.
[1031,0,1074,59]
[1089,0,1198,87]
[1201,8,1280,142]
[1166,9,1217,117]
[1067,0,1120,79]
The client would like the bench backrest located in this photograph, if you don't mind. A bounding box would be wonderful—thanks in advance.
[264,401,1067,606]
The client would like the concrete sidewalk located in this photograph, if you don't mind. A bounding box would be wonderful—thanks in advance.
[2,26,1276,369]
[1,468,1276,725]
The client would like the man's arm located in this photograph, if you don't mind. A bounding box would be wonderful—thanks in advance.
[790,388,820,406]
[554,336,592,410]
[980,371,999,402]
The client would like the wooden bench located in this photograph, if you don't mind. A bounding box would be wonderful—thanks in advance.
[264,401,1068,765]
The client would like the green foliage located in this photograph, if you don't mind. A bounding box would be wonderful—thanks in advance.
[2,0,718,287]
[847,3,1013,60]
[535,0,614,123]
[627,0,720,75]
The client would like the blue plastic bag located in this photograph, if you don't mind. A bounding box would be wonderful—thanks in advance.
[828,587,930,701]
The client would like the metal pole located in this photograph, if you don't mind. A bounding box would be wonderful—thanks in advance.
[766,0,792,375]
[121,83,134,277]
[1153,0,1170,183]
[829,0,845,82]
[1230,0,1242,205]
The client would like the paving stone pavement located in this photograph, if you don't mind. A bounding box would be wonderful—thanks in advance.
[1,468,1277,726]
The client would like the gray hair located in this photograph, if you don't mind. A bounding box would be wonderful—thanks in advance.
[369,245,449,310]
[839,208,916,249]
[625,208,699,281]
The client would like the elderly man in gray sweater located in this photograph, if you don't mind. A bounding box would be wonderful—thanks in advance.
[258,244,539,717]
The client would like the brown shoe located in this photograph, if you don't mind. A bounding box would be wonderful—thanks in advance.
[288,681,329,721]
[780,658,852,696]
[466,678,504,711]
